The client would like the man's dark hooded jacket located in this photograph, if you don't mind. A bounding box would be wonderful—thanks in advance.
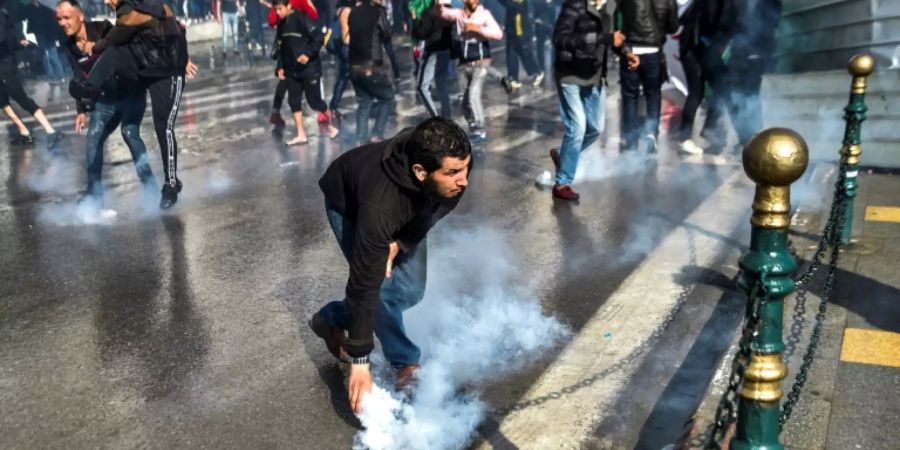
[319,130,465,357]
[554,0,629,85]
[92,0,186,77]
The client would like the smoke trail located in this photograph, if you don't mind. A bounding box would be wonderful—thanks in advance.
[353,229,569,450]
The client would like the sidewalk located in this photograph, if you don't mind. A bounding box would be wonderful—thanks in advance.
[684,166,900,449]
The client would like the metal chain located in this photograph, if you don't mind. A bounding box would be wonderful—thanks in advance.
[791,160,849,286]
[779,157,849,428]
[489,229,700,417]
[705,273,769,449]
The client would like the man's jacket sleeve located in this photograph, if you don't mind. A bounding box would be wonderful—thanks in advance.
[344,203,394,357]
[395,196,460,253]
[553,2,610,54]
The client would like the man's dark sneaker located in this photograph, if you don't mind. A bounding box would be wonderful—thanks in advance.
[500,76,513,94]
[159,179,182,209]
[269,112,286,127]
[643,134,658,154]
[308,312,349,361]
[552,184,580,201]
[47,132,64,150]
[395,364,421,391]
[549,148,560,171]
[11,133,34,145]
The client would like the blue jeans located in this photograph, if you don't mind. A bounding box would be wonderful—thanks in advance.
[221,12,239,51]
[317,202,426,368]
[85,94,154,199]
[350,69,394,143]
[416,48,451,118]
[555,83,604,186]
[620,51,662,151]
[42,47,65,80]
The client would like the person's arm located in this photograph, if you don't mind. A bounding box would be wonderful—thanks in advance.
[344,204,395,358]
[476,10,503,40]
[216,0,222,21]
[439,5,463,22]
[340,7,350,44]
[377,7,392,43]
[92,7,151,54]
[395,197,461,252]
[664,0,678,34]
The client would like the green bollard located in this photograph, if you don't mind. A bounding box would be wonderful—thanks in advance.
[733,128,809,450]
[839,54,875,245]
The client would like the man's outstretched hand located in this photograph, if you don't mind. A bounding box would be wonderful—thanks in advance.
[385,241,399,278]
[349,363,373,414]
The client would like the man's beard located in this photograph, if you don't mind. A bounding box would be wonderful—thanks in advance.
[423,175,463,200]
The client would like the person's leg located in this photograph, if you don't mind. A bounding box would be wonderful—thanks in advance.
[84,100,120,201]
[580,84,604,150]
[369,73,395,141]
[228,13,240,51]
[730,59,764,146]
[351,74,373,143]
[286,76,307,143]
[434,49,452,117]
[554,83,586,186]
[221,14,229,51]
[317,201,356,330]
[506,37,520,82]
[679,47,704,141]
[416,50,439,117]
[383,39,401,79]
[469,66,487,131]
[119,92,155,186]
[461,65,475,128]
[329,45,350,111]
[619,56,641,151]
[639,52,663,142]
[42,48,56,80]
[146,76,185,206]
[518,37,541,77]
[302,75,339,138]
[1,81,30,138]
[273,78,288,112]
[375,239,427,368]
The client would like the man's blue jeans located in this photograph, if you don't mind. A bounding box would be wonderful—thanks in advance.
[317,202,426,368]
[85,94,154,199]
[555,83,605,186]
[221,12,240,51]
[350,69,395,143]
[42,47,65,80]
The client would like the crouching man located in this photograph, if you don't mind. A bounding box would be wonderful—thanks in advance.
[311,117,472,413]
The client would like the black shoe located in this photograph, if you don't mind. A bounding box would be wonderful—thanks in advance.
[500,76,513,95]
[47,132,64,150]
[11,133,33,145]
[159,179,182,209]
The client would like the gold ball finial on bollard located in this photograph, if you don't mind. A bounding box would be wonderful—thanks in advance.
[849,54,875,94]
[743,128,810,229]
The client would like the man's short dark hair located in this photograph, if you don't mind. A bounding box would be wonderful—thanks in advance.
[273,0,290,6]
[57,0,83,10]
[406,117,472,173]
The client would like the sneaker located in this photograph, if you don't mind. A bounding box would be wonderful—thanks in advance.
[500,76,513,94]
[643,134,658,154]
[510,80,523,89]
[395,364,421,391]
[308,312,349,362]
[269,112,286,127]
[552,184,580,201]
[469,129,487,145]
[549,148,560,171]
[47,131,65,150]
[11,133,33,145]
[532,72,545,87]
[679,138,704,155]
[159,179,182,209]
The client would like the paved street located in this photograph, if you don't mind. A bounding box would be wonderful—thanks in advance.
[1,45,897,450]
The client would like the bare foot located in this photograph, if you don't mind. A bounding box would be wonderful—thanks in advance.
[286,136,308,146]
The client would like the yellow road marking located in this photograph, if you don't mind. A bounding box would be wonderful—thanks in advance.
[865,206,900,223]
[840,328,900,368]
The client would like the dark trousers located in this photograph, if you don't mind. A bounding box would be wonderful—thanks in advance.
[146,75,184,188]
[85,94,154,199]
[330,44,351,111]
[0,69,41,114]
[620,51,662,151]
[416,48,452,118]
[272,78,288,111]
[704,54,765,151]
[679,46,705,141]
[85,46,139,101]
[350,69,394,143]
[287,75,328,113]
[506,35,540,81]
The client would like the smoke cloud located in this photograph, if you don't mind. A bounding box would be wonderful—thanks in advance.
[352,229,569,450]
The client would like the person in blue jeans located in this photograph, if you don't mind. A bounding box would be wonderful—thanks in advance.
[347,0,395,144]
[311,117,471,413]
[56,1,156,214]
[549,0,634,201]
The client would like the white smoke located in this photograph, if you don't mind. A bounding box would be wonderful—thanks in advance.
[353,229,569,450]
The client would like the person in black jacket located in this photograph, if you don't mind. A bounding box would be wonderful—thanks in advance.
[56,0,155,216]
[498,0,543,88]
[411,0,452,118]
[80,0,192,209]
[0,0,64,149]
[549,0,633,201]
[310,117,471,413]
[348,0,394,145]
[615,0,677,154]
[273,0,339,145]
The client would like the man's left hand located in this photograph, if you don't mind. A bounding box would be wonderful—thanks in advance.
[297,54,310,65]
[185,60,199,79]
[626,53,640,71]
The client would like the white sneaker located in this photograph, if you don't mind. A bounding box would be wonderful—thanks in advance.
[510,80,523,89]
[532,72,545,87]
[680,139,704,155]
